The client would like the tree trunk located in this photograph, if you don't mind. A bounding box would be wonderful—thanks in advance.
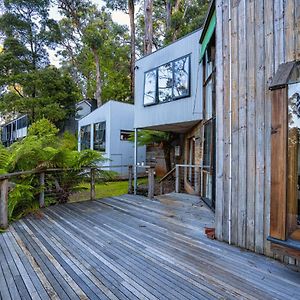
[166,0,171,32]
[128,0,135,101]
[172,0,181,41]
[144,0,153,54]
[92,47,102,107]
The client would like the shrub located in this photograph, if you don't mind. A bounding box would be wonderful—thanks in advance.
[3,119,106,221]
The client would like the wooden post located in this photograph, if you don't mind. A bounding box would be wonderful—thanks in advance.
[134,128,138,195]
[200,166,203,197]
[0,179,8,230]
[148,167,155,199]
[90,168,95,200]
[195,166,200,194]
[39,172,45,208]
[160,182,164,195]
[128,165,133,194]
[175,165,180,193]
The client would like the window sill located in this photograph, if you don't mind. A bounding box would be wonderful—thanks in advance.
[267,236,300,259]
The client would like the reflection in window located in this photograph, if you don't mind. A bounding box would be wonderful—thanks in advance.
[203,122,212,167]
[174,56,189,98]
[120,130,133,141]
[143,55,190,105]
[80,125,91,150]
[288,82,300,226]
[94,122,106,152]
[205,80,213,119]
[144,70,157,105]
[158,63,173,102]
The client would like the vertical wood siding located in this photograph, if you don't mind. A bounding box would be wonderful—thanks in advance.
[215,0,300,262]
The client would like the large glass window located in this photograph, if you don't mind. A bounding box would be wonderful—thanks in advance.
[158,63,173,102]
[203,121,212,167]
[80,125,91,150]
[17,116,28,129]
[203,35,215,120]
[143,55,190,105]
[144,69,157,105]
[94,122,106,152]
[288,83,300,228]
[173,56,190,98]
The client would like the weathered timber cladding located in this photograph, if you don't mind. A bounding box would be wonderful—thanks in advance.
[215,0,300,262]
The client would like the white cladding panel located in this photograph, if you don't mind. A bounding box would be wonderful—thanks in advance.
[78,101,146,174]
[134,29,203,130]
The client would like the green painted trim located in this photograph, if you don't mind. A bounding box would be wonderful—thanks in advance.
[200,10,216,62]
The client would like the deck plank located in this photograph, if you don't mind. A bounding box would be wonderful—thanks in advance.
[0,193,299,299]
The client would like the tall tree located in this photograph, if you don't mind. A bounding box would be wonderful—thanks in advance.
[0,0,71,123]
[58,1,131,106]
[144,0,153,54]
[0,67,80,126]
[58,0,104,106]
[104,0,137,101]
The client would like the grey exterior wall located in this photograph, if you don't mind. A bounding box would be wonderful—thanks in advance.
[134,29,203,132]
[78,100,146,174]
[215,0,300,264]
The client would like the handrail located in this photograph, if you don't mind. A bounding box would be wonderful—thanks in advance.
[176,164,202,168]
[0,165,135,180]
[158,167,176,183]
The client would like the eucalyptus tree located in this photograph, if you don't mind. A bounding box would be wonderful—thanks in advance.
[0,0,76,122]
[103,0,138,100]
[58,0,131,105]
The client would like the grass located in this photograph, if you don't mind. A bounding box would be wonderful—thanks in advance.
[69,178,148,203]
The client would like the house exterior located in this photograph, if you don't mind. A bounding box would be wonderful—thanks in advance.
[210,0,300,264]
[0,100,96,146]
[134,29,203,132]
[61,99,97,134]
[134,29,215,203]
[135,0,300,265]
[78,100,146,175]
[1,115,28,146]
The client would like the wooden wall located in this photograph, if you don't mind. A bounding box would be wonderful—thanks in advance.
[215,0,300,262]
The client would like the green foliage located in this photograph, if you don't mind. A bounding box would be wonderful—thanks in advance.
[59,2,131,102]
[129,130,178,172]
[4,119,104,221]
[0,67,80,126]
[0,0,81,127]
[28,118,59,137]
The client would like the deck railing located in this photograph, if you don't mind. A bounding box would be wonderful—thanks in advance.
[0,165,155,230]
[175,164,202,194]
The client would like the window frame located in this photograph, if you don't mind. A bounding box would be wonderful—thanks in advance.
[93,121,106,152]
[120,130,134,141]
[202,34,216,121]
[269,61,300,258]
[143,54,191,107]
[80,124,91,150]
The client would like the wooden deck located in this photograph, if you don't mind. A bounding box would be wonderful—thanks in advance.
[0,193,300,300]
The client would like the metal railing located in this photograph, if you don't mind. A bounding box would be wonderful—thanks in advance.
[158,167,176,194]
[175,164,203,195]
[0,164,155,230]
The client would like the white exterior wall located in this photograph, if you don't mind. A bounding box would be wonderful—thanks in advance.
[78,100,146,175]
[134,29,203,131]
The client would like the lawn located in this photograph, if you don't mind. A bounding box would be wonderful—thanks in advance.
[69,178,148,202]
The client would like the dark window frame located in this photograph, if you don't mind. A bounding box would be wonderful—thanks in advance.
[93,121,106,152]
[80,124,91,150]
[120,130,134,141]
[143,54,191,107]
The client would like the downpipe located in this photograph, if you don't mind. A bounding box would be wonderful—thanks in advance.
[228,0,233,245]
